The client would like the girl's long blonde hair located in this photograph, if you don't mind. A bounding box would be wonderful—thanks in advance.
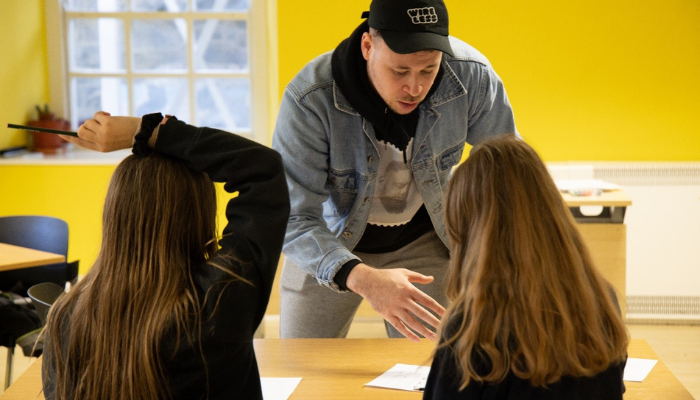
[44,153,218,400]
[440,136,628,388]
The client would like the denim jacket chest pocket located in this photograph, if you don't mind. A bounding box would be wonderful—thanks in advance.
[437,143,465,172]
[328,168,360,216]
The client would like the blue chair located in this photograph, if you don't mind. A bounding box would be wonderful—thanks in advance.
[0,215,78,389]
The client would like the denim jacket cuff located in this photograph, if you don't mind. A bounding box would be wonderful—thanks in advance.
[317,248,361,293]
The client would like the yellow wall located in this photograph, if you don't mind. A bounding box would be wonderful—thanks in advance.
[0,0,49,149]
[2,0,698,274]
[277,0,700,161]
[0,165,116,270]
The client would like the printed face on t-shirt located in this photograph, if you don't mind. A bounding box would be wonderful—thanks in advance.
[368,139,424,227]
[377,160,412,213]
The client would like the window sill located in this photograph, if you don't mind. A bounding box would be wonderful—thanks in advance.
[0,146,130,166]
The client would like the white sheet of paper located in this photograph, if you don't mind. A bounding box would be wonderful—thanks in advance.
[623,358,658,382]
[364,358,657,391]
[261,377,302,400]
[555,179,620,192]
[365,364,431,392]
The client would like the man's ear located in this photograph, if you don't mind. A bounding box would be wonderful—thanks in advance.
[360,32,372,61]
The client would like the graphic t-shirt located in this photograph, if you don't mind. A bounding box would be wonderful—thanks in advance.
[368,138,424,227]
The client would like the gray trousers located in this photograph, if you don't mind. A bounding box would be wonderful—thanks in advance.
[279,230,450,338]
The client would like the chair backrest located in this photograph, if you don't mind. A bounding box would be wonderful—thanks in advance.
[27,282,66,325]
[0,215,74,294]
[0,215,68,254]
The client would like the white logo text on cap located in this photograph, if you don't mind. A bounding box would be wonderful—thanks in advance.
[407,7,438,24]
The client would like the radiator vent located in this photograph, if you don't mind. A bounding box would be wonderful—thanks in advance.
[627,296,700,316]
[592,163,700,186]
[626,296,700,324]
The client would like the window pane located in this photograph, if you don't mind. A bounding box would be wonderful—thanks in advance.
[195,0,250,12]
[195,78,250,131]
[131,19,188,72]
[193,20,248,71]
[64,0,126,12]
[131,0,188,12]
[134,78,190,119]
[71,77,128,127]
[69,18,125,72]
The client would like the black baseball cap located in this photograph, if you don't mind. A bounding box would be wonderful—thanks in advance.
[361,0,453,57]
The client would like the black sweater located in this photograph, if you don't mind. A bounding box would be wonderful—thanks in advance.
[42,119,290,400]
[423,326,626,400]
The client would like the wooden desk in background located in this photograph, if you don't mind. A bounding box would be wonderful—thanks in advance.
[267,189,632,320]
[563,189,632,317]
[0,339,692,400]
[0,243,65,273]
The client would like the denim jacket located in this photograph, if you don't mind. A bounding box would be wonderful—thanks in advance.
[271,37,518,292]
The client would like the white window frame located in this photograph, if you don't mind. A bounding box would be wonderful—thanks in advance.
[44,0,274,144]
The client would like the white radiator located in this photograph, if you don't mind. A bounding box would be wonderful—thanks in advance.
[549,162,700,323]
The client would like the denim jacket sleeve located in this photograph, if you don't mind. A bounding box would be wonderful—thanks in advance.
[271,80,360,291]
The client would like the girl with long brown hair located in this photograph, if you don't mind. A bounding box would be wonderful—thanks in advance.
[42,112,289,400]
[423,136,628,399]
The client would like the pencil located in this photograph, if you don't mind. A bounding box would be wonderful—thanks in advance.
[7,123,79,137]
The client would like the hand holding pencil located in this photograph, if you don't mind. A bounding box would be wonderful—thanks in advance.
[9,111,160,152]
[61,111,142,152]
[7,123,79,137]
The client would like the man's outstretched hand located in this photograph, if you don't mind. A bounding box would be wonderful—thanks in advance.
[346,263,445,342]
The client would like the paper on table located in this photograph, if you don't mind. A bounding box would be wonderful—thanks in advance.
[366,358,657,391]
[261,377,302,400]
[365,364,431,392]
[623,358,658,382]
[555,179,620,192]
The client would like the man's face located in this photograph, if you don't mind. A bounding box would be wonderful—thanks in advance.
[361,32,442,115]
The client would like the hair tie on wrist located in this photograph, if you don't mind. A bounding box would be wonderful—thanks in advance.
[133,112,164,156]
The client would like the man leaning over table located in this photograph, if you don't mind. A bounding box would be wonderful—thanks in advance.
[271,0,518,341]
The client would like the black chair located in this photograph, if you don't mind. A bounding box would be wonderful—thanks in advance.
[0,215,79,389]
[27,282,66,326]
[0,292,41,390]
[0,216,79,294]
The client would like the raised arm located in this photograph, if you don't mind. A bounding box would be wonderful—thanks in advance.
[61,112,290,324]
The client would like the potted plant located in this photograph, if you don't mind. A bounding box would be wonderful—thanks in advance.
[27,104,71,154]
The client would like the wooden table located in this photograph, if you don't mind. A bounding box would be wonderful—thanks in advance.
[0,243,64,272]
[563,189,632,224]
[564,189,632,317]
[1,339,692,400]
